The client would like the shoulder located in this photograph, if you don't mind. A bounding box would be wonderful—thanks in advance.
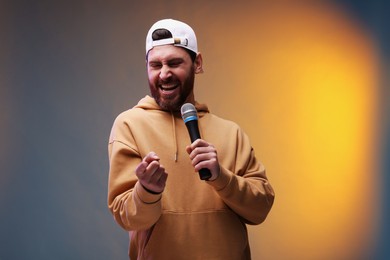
[115,107,140,121]
[109,108,146,139]
[202,113,249,142]
[109,106,159,147]
[204,113,241,130]
[113,95,161,124]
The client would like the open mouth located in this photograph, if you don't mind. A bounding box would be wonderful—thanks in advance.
[160,83,179,92]
[160,84,178,90]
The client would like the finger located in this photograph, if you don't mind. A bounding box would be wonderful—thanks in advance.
[191,152,212,166]
[135,161,147,175]
[190,139,208,149]
[143,152,160,164]
[193,157,217,172]
[136,153,159,177]
[146,160,161,175]
[150,166,166,182]
[190,139,215,153]
[189,146,216,160]
[136,160,159,181]
[157,171,168,186]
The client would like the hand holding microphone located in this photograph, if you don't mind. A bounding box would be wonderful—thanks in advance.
[181,103,220,181]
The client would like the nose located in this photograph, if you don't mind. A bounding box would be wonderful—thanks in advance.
[159,65,172,81]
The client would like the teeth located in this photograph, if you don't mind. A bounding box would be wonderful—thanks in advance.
[161,84,177,90]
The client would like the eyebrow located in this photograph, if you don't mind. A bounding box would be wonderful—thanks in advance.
[148,57,184,65]
[167,58,184,64]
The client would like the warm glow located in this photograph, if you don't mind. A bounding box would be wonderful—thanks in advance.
[197,2,380,259]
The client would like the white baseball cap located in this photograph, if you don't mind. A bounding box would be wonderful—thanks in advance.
[145,19,198,54]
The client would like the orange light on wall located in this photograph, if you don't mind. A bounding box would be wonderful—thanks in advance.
[197,2,380,259]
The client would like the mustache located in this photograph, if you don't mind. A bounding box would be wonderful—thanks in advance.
[158,79,176,85]
[158,75,178,85]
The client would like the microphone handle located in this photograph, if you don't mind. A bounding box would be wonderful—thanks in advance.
[185,120,212,180]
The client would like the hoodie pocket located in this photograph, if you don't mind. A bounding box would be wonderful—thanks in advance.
[141,210,249,260]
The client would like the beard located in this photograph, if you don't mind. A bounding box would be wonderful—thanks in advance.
[149,69,195,112]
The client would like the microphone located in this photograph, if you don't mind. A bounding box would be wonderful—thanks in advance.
[181,103,212,180]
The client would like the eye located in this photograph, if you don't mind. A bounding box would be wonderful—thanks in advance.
[168,59,183,68]
[149,62,162,69]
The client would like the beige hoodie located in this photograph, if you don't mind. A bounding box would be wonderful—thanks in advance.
[108,96,274,259]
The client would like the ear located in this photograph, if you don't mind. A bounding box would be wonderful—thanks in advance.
[194,53,204,74]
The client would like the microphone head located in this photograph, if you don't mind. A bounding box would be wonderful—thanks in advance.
[181,103,198,123]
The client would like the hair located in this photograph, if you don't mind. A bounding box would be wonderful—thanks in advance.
[149,29,197,62]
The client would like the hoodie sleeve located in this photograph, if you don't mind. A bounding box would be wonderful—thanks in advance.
[107,113,162,231]
[206,128,275,225]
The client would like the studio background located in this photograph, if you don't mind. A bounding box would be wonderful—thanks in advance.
[1,1,389,259]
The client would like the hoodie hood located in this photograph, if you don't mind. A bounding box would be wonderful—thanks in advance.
[134,95,210,118]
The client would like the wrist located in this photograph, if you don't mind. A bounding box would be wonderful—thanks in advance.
[207,166,221,182]
[140,183,162,195]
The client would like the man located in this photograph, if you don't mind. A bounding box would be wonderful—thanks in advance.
[107,18,275,259]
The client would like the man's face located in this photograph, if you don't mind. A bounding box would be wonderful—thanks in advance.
[147,45,198,111]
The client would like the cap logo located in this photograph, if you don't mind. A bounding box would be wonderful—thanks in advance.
[152,37,188,48]
[174,37,188,46]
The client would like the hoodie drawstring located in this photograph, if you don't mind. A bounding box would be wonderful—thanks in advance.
[171,112,178,162]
